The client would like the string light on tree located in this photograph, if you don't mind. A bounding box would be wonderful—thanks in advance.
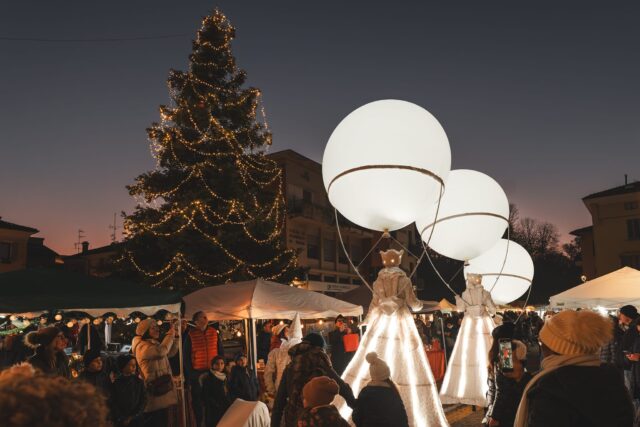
[119,9,297,290]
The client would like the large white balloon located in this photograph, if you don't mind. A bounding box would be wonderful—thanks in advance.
[322,100,451,231]
[416,169,509,261]
[464,239,534,305]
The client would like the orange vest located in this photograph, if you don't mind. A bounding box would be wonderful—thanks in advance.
[189,327,219,371]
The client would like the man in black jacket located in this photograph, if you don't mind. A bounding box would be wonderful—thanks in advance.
[619,305,639,394]
[328,315,349,375]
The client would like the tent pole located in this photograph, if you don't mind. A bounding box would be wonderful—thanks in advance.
[177,315,187,427]
[251,318,258,370]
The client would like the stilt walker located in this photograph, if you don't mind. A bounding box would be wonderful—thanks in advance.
[439,273,496,406]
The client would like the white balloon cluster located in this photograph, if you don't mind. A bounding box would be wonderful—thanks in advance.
[322,99,534,305]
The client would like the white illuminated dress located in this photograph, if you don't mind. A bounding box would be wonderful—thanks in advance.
[336,250,449,427]
[440,273,496,406]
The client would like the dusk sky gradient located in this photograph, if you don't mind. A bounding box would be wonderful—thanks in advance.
[1,1,639,254]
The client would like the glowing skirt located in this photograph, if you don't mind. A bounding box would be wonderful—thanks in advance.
[439,309,495,407]
[335,307,449,427]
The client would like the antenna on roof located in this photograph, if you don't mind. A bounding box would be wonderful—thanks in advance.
[108,213,120,243]
[73,229,86,254]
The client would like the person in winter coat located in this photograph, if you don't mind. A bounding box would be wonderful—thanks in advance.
[296,376,350,427]
[514,310,634,427]
[80,347,112,399]
[328,315,349,375]
[229,353,260,401]
[200,355,232,426]
[351,352,409,427]
[110,354,146,427]
[257,320,274,363]
[132,318,179,427]
[620,305,639,393]
[183,311,224,427]
[25,326,71,378]
[271,333,357,427]
[484,324,532,427]
[265,313,304,397]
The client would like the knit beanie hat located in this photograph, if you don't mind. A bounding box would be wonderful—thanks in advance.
[366,352,391,382]
[136,318,155,337]
[303,333,325,349]
[24,326,61,349]
[620,305,639,319]
[116,354,134,372]
[539,310,612,355]
[83,348,102,366]
[302,376,339,408]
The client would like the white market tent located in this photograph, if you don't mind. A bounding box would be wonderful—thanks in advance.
[183,278,363,320]
[549,267,640,309]
[183,279,363,368]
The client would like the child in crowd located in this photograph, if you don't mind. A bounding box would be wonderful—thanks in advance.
[80,347,112,399]
[200,355,232,426]
[297,376,349,427]
[229,354,259,401]
[110,354,146,427]
[352,352,409,427]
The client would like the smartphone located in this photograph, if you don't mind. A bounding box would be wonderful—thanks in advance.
[499,338,514,372]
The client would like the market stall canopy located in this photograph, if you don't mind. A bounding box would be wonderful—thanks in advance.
[0,268,182,317]
[183,278,363,320]
[549,267,640,309]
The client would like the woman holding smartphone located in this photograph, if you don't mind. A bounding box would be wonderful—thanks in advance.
[484,324,532,427]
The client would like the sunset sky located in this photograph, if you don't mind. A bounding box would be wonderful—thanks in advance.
[2,1,639,254]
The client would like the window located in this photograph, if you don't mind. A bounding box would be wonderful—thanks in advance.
[338,245,348,264]
[351,242,363,262]
[338,277,350,284]
[302,189,312,203]
[307,235,320,259]
[308,274,321,281]
[0,242,11,264]
[352,278,363,285]
[621,254,640,269]
[625,202,639,210]
[324,275,336,283]
[627,219,640,240]
[323,238,335,262]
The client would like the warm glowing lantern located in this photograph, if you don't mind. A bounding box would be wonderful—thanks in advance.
[416,169,509,261]
[464,239,534,305]
[322,100,451,231]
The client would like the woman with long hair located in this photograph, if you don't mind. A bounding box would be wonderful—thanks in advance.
[485,323,531,427]
[351,352,409,427]
[25,326,70,378]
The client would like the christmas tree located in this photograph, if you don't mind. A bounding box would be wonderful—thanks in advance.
[121,10,297,289]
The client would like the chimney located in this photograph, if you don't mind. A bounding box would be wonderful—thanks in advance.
[81,241,89,254]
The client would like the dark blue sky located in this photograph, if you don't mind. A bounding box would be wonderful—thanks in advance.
[1,1,639,254]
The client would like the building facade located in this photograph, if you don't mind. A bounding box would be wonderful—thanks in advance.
[0,218,59,272]
[269,149,420,291]
[572,179,640,279]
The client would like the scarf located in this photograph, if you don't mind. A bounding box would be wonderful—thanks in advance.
[514,353,601,427]
[211,370,226,381]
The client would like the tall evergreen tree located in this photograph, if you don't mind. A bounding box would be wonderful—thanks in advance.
[121,10,296,289]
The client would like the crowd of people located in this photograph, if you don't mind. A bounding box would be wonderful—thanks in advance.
[3,305,640,426]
